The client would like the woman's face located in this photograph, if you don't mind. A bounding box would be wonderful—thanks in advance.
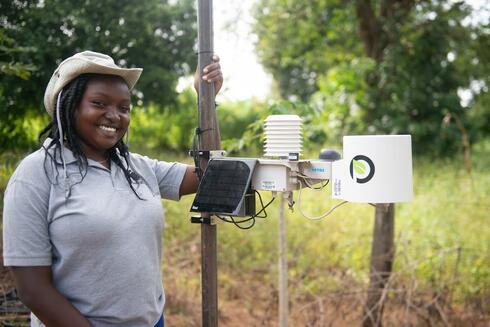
[74,75,131,160]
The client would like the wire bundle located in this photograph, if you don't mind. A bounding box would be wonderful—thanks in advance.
[216,191,275,229]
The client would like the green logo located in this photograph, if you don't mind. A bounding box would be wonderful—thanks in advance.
[350,155,375,184]
[352,159,367,175]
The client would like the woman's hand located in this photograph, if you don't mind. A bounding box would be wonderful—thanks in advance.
[194,55,223,96]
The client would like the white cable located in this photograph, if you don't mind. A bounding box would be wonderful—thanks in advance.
[297,179,348,221]
[55,90,70,198]
[297,174,329,190]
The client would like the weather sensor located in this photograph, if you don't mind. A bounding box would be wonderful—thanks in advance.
[190,115,413,220]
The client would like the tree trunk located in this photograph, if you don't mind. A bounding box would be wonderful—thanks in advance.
[354,3,415,326]
[362,203,395,327]
[355,0,383,61]
[355,0,416,62]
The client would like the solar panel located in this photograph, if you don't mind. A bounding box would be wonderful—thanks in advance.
[191,158,257,215]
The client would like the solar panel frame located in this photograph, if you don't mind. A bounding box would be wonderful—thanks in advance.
[190,158,258,215]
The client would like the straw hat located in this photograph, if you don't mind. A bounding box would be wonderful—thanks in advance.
[44,50,143,116]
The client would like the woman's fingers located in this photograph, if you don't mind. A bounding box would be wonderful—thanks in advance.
[194,55,223,95]
[202,70,222,82]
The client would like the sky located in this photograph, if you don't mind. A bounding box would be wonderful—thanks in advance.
[212,0,272,102]
[177,0,271,102]
[179,0,489,102]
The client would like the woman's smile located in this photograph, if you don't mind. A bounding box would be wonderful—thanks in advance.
[98,125,117,133]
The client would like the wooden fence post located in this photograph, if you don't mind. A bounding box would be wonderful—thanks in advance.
[362,203,395,327]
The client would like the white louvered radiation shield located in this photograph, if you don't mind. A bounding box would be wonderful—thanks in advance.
[263,115,302,158]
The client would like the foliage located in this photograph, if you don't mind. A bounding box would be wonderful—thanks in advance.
[0,0,197,150]
[253,0,490,155]
[362,1,486,154]
[0,27,39,150]
[311,58,375,143]
[253,0,362,101]
[225,99,333,156]
[0,29,36,79]
[130,89,270,155]
[130,88,197,154]
[217,99,279,155]
[469,88,490,137]
[464,30,490,139]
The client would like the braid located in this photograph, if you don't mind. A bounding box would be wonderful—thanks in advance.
[109,141,145,200]
[40,75,91,186]
[39,73,143,199]
[63,76,89,178]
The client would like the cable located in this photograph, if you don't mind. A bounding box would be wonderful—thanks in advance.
[215,191,276,229]
[192,128,203,180]
[297,179,348,221]
[297,173,330,190]
[253,190,275,219]
[216,215,256,230]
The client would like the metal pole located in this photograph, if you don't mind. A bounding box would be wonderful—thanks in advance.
[197,0,220,326]
[278,193,288,327]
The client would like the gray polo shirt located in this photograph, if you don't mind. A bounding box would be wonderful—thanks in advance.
[3,139,187,326]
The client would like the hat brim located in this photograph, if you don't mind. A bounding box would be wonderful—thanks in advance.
[44,56,142,116]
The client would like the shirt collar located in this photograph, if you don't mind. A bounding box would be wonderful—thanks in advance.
[42,138,124,170]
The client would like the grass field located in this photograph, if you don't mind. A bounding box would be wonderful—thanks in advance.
[161,142,490,326]
[1,142,489,326]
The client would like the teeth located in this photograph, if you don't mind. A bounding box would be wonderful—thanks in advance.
[99,125,116,132]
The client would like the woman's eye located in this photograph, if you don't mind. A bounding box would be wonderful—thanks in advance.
[119,106,131,113]
[92,101,105,108]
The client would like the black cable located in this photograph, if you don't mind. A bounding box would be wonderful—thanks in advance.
[230,215,256,229]
[215,214,256,230]
[214,191,276,230]
[192,128,203,180]
[252,190,275,219]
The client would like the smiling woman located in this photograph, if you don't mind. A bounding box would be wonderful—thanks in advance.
[2,50,223,327]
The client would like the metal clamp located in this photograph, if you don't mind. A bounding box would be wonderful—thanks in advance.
[188,150,227,160]
[190,216,216,225]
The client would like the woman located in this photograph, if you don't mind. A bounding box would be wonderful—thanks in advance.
[2,51,223,326]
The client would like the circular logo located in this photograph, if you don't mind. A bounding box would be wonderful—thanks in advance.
[349,155,375,184]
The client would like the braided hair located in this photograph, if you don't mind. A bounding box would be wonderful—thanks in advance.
[39,73,143,199]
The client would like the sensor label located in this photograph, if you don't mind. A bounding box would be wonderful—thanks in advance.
[333,179,341,197]
[261,180,276,190]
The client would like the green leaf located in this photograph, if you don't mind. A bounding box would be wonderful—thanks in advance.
[353,160,366,175]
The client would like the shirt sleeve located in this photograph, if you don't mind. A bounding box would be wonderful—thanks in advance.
[3,179,52,266]
[152,161,187,201]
